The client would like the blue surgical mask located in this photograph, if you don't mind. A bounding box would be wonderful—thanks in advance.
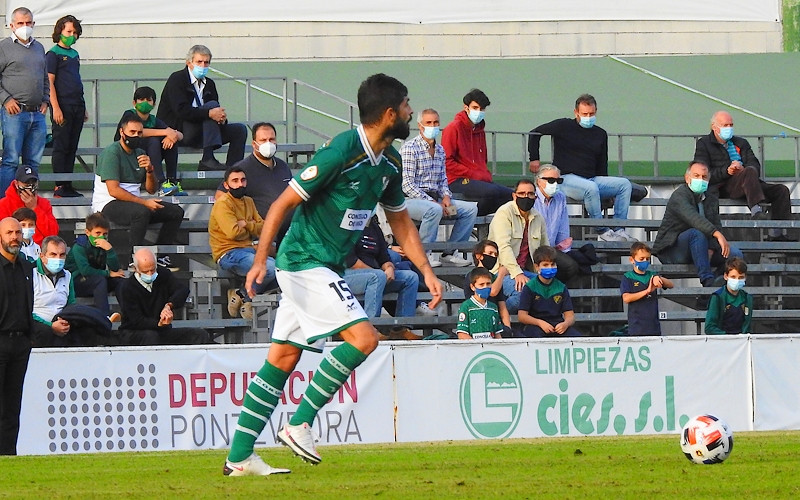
[422,126,439,140]
[719,127,734,141]
[727,278,745,292]
[689,178,709,194]
[475,287,491,299]
[139,272,158,284]
[468,109,485,125]
[579,116,596,129]
[45,258,65,274]
[21,227,35,240]
[634,260,650,272]
[191,65,209,80]
[539,267,558,279]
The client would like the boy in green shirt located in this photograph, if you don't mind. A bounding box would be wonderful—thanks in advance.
[705,257,752,334]
[457,267,504,339]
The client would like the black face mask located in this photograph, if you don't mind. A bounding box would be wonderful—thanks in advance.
[123,133,143,150]
[229,186,247,199]
[481,254,498,270]
[515,197,535,213]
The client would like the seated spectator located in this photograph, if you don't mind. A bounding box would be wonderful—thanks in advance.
[694,110,793,240]
[621,242,673,337]
[705,257,753,335]
[517,245,581,338]
[442,89,513,215]
[0,165,59,245]
[487,179,549,313]
[115,86,185,196]
[528,94,635,242]
[92,113,184,270]
[456,267,504,340]
[209,166,277,320]
[12,207,40,262]
[157,44,247,171]
[464,240,511,333]
[533,164,580,283]
[653,162,743,286]
[64,212,125,316]
[118,248,211,345]
[401,107,477,267]
[344,215,427,319]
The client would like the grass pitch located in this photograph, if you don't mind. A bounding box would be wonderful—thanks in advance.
[2,432,799,499]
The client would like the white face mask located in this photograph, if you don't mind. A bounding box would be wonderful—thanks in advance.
[543,181,559,197]
[258,141,277,159]
[14,26,33,41]
[422,126,439,140]
[21,227,35,240]
[468,109,485,125]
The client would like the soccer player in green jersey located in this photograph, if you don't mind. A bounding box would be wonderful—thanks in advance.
[223,74,443,476]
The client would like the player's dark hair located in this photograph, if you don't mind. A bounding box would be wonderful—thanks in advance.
[469,266,493,286]
[86,212,111,231]
[630,242,651,257]
[224,166,246,183]
[463,88,490,108]
[252,122,277,140]
[575,93,597,109]
[12,207,36,223]
[473,239,498,266]
[133,86,157,103]
[725,257,748,275]
[52,15,82,43]
[533,245,557,265]
[357,73,408,126]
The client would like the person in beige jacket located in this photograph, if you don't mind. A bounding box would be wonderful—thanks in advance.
[208,166,274,318]
[487,179,548,313]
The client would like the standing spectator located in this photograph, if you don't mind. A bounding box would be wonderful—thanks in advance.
[442,89,513,215]
[533,164,579,283]
[209,166,275,320]
[401,107,477,267]
[0,7,49,195]
[12,207,39,262]
[621,242,673,336]
[0,164,59,245]
[92,114,184,270]
[0,216,34,455]
[488,179,549,313]
[456,267,504,340]
[115,86,185,196]
[705,257,753,335]
[65,212,125,317]
[157,44,247,171]
[653,162,743,286]
[118,248,211,345]
[694,110,793,240]
[46,14,87,198]
[528,94,635,242]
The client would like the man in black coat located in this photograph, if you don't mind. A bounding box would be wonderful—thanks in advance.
[156,44,247,171]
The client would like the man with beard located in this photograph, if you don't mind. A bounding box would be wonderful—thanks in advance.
[223,73,442,475]
[0,217,34,455]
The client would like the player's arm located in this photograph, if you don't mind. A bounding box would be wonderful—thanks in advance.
[385,208,442,309]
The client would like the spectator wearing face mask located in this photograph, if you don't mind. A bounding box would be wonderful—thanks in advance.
[0,165,59,245]
[533,164,580,284]
[209,166,277,320]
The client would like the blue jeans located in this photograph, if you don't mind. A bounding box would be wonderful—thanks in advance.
[502,271,536,314]
[0,109,47,194]
[657,229,743,283]
[560,174,632,233]
[404,198,478,244]
[218,247,276,293]
[344,268,419,317]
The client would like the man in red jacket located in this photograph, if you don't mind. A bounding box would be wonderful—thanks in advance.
[0,165,59,245]
[442,88,513,215]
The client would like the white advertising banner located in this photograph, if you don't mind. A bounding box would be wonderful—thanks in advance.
[17,1,780,26]
[751,335,800,430]
[18,344,393,455]
[394,337,752,442]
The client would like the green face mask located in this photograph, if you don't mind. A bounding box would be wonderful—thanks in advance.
[135,101,154,114]
[88,235,106,246]
[60,34,76,47]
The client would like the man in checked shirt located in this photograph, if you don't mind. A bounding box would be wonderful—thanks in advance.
[400,108,478,268]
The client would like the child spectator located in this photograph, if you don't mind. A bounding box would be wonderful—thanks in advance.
[517,245,581,337]
[64,212,126,316]
[621,242,674,336]
[456,267,504,339]
[464,239,511,332]
[47,15,87,198]
[705,257,752,335]
[12,207,40,263]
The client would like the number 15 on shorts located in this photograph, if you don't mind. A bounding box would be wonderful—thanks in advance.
[329,279,354,302]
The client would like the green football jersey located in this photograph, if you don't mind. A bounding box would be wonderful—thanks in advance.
[457,297,503,339]
[277,126,406,274]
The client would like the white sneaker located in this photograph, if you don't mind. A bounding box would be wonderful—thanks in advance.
[427,252,442,268]
[416,302,439,316]
[441,252,471,267]
[277,422,322,464]
[223,452,291,476]
[597,229,625,242]
[614,229,638,242]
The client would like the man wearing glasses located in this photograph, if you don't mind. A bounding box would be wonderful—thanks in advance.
[534,164,579,283]
[488,179,548,313]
